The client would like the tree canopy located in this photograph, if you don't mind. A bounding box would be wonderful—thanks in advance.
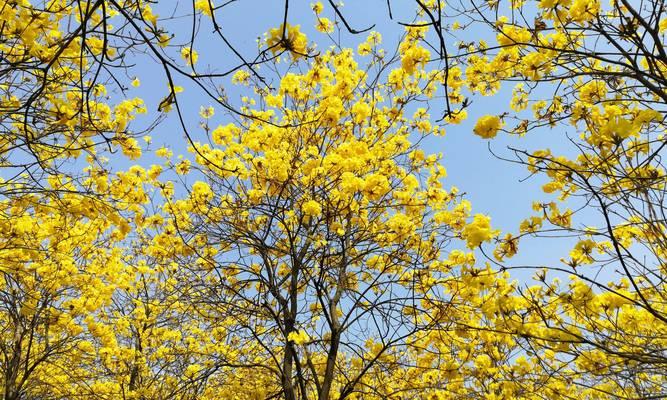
[2,0,667,399]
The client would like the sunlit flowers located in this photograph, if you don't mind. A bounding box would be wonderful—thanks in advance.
[266,23,308,60]
[473,115,502,139]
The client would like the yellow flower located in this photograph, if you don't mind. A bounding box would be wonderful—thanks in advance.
[473,115,502,139]
[287,330,310,345]
[311,1,323,14]
[519,216,543,234]
[232,69,251,85]
[211,123,237,145]
[156,146,173,158]
[266,23,308,60]
[363,173,390,201]
[181,46,198,67]
[401,44,430,75]
[351,101,371,124]
[444,109,468,125]
[184,363,203,378]
[661,18,667,33]
[119,137,141,160]
[148,164,163,180]
[195,0,214,16]
[191,181,214,204]
[158,32,171,47]
[302,200,322,217]
[462,214,496,248]
[199,106,214,119]
[316,17,334,33]
[569,0,600,23]
[175,159,191,175]
[357,42,371,56]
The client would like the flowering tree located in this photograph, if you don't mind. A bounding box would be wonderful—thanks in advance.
[164,28,505,399]
[432,0,667,396]
[4,0,667,399]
